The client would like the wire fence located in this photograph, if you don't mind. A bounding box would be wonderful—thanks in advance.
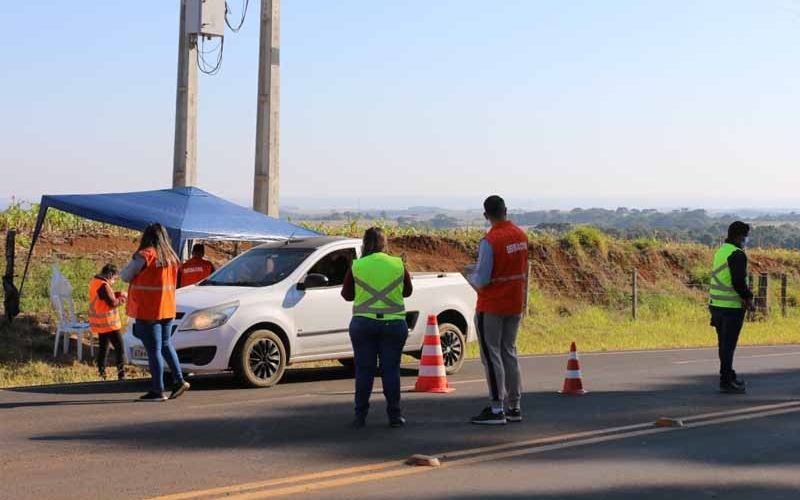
[524,261,798,322]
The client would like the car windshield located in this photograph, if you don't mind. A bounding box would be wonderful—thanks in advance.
[200,247,315,287]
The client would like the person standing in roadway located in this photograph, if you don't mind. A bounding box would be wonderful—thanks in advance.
[709,221,754,394]
[341,227,413,428]
[121,223,190,402]
[468,195,529,425]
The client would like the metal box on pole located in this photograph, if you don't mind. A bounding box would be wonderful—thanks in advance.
[187,0,226,37]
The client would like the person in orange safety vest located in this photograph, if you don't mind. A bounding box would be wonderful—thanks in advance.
[178,243,215,288]
[466,195,529,425]
[120,223,190,402]
[88,263,126,380]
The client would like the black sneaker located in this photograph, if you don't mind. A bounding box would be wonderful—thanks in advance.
[389,415,406,428]
[720,382,746,394]
[352,414,367,429]
[138,391,167,402]
[471,406,507,425]
[506,408,522,422]
[169,381,190,400]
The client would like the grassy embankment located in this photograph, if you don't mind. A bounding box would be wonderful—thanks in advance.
[1,208,799,387]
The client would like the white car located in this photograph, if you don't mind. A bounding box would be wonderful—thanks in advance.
[123,236,477,387]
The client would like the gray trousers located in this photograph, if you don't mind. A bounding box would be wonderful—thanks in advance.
[475,312,522,408]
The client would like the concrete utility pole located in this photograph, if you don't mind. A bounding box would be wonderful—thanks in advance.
[173,0,199,188]
[253,0,280,216]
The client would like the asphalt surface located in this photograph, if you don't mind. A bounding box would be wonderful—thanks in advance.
[2,345,800,500]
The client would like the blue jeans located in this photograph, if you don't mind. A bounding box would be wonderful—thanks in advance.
[349,316,408,419]
[134,319,183,393]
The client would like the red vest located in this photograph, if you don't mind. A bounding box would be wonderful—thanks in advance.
[179,257,214,287]
[476,221,529,315]
[126,247,178,320]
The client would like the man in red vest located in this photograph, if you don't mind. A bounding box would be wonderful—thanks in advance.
[468,195,529,425]
[178,244,216,288]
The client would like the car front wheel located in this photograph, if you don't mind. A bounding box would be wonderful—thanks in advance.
[234,329,287,388]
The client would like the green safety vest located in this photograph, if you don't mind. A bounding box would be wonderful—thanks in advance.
[352,252,406,321]
[709,243,746,309]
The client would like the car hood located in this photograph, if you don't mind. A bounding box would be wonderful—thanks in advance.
[176,284,268,312]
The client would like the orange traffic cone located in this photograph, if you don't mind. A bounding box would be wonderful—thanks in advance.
[412,315,455,393]
[558,342,587,395]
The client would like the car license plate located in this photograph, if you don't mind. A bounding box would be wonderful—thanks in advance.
[132,347,148,360]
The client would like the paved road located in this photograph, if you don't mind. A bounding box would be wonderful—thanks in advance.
[2,345,800,500]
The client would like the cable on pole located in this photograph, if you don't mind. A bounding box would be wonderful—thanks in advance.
[225,0,250,32]
[197,36,224,75]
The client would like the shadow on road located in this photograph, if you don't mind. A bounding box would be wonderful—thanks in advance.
[23,368,800,468]
[434,485,800,500]
[0,399,134,410]
[4,365,418,395]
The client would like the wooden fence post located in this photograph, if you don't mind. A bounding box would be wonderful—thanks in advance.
[757,273,769,318]
[781,273,788,318]
[747,273,755,321]
[631,269,638,321]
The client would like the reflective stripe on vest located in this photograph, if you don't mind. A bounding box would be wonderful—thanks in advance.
[88,278,121,334]
[129,285,177,291]
[709,243,745,309]
[126,248,178,320]
[491,273,527,284]
[352,276,405,315]
[352,253,406,321]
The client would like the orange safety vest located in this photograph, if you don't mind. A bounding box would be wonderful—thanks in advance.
[88,277,122,334]
[126,247,178,321]
[476,220,529,315]
[179,257,214,287]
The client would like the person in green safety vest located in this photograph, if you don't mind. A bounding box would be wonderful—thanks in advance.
[341,227,413,428]
[709,221,755,394]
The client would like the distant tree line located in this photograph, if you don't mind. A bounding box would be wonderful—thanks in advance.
[511,208,800,249]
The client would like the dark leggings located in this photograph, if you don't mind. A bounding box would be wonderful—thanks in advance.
[97,330,125,376]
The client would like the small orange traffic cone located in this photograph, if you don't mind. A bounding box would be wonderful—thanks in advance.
[412,315,455,393]
[558,342,587,395]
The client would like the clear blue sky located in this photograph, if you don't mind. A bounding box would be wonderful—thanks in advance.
[1,1,799,210]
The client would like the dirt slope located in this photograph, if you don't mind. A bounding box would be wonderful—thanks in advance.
[7,231,800,304]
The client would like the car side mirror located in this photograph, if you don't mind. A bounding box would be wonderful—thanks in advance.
[297,273,329,291]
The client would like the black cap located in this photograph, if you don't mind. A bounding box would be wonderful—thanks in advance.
[727,221,750,240]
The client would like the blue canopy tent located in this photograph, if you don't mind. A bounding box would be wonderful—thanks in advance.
[19,187,320,293]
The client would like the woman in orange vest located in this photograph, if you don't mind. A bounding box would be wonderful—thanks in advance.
[88,264,127,380]
[120,223,190,402]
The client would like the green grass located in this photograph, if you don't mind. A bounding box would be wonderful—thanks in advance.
[0,360,109,388]
[464,286,800,359]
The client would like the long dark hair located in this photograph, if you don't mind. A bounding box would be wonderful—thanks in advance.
[137,223,180,267]
[362,227,388,257]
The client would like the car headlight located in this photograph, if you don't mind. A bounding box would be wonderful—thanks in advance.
[178,301,239,332]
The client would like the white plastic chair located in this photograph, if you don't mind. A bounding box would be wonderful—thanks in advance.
[50,265,93,360]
